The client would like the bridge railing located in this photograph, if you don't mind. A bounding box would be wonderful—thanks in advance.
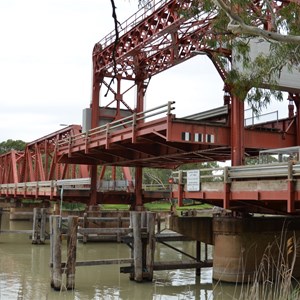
[172,167,225,183]
[228,163,293,179]
[57,101,175,150]
[143,183,171,191]
[171,162,300,186]
[244,109,279,126]
[0,178,172,197]
[98,180,131,191]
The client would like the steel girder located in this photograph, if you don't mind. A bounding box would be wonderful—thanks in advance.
[0,150,24,184]
[57,114,296,167]
[93,0,291,81]
[93,0,229,81]
[0,125,89,184]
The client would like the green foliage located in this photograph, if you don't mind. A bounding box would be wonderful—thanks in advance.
[143,162,221,185]
[136,0,300,112]
[62,202,86,211]
[193,0,300,112]
[143,168,172,186]
[144,201,212,211]
[0,139,26,155]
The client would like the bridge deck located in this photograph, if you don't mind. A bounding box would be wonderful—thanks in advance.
[1,162,300,214]
[56,103,295,168]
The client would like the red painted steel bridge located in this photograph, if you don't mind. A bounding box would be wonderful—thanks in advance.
[1,0,300,214]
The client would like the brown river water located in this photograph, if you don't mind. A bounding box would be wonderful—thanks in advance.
[0,212,240,300]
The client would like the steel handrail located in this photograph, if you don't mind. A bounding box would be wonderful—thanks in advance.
[171,162,300,183]
[57,101,175,148]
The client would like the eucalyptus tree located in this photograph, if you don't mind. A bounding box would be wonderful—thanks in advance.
[127,0,300,112]
[202,0,300,112]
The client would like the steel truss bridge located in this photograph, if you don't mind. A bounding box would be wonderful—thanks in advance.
[1,0,300,214]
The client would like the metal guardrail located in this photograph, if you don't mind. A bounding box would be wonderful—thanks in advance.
[0,178,91,194]
[0,178,171,195]
[228,163,290,179]
[184,105,228,121]
[172,167,225,183]
[2,162,300,196]
[57,178,91,186]
[171,162,300,184]
[244,109,278,126]
[57,101,175,149]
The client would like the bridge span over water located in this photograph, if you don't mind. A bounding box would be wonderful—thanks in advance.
[2,0,300,287]
[0,101,299,214]
[1,0,300,214]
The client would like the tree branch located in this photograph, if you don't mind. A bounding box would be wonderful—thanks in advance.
[213,0,300,44]
[105,0,121,97]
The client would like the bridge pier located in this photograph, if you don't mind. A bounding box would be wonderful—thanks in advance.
[169,213,300,283]
[213,215,300,283]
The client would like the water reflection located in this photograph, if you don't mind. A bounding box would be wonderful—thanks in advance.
[0,212,241,300]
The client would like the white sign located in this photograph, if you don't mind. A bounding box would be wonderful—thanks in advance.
[187,170,200,191]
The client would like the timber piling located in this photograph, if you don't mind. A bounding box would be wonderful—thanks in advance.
[32,207,47,244]
[49,211,211,291]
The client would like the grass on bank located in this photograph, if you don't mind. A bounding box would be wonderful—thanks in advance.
[100,201,212,212]
[18,199,212,212]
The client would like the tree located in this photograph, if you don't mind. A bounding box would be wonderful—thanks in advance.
[133,0,299,112]
[0,139,26,155]
[193,0,300,112]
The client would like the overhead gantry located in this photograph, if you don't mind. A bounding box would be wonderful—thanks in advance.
[56,0,300,206]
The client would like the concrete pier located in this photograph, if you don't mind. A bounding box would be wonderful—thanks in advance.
[169,214,300,283]
[213,216,300,282]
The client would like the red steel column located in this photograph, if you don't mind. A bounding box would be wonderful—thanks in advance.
[134,79,145,208]
[231,94,245,166]
[134,167,143,208]
[89,72,101,205]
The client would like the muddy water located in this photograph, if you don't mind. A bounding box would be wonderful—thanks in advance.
[0,213,239,300]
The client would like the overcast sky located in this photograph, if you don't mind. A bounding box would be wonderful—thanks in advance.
[0,0,289,143]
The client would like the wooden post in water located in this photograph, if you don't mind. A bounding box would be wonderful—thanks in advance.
[131,211,143,282]
[32,207,40,244]
[82,212,88,244]
[146,212,156,281]
[32,207,47,244]
[50,215,62,290]
[66,216,78,290]
[0,208,2,233]
[40,208,47,243]
[32,208,47,244]
[196,241,201,276]
[117,212,122,242]
[156,213,161,233]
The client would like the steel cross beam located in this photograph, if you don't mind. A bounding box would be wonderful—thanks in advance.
[16,125,89,184]
[93,0,292,82]
[93,0,229,81]
[0,150,24,184]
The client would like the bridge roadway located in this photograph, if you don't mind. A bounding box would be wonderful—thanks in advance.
[0,178,170,205]
[1,161,300,214]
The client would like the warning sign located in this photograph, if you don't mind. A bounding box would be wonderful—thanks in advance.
[186,170,200,191]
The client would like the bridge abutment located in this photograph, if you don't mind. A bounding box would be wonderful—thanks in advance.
[169,214,300,283]
[213,215,300,282]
